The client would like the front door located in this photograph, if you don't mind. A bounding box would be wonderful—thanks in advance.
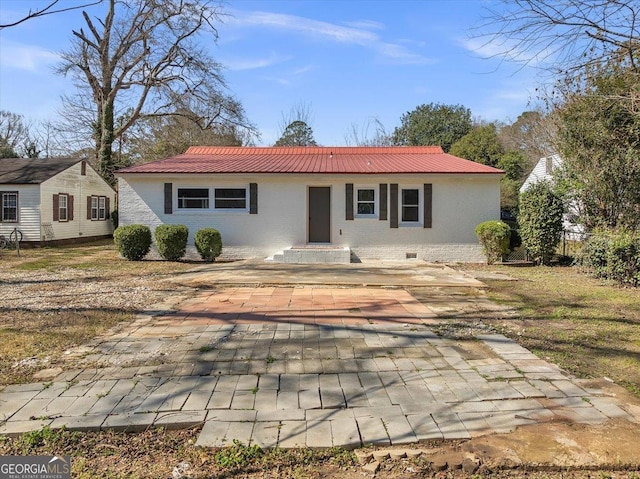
[308,187,331,243]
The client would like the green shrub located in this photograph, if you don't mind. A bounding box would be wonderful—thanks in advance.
[114,224,152,261]
[579,231,610,278]
[519,181,564,265]
[579,228,640,286]
[194,228,222,262]
[475,220,511,264]
[606,229,640,286]
[154,224,189,261]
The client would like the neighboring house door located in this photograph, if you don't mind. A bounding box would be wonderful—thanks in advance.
[308,187,331,243]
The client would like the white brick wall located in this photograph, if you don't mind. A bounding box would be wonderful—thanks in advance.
[118,173,496,264]
[350,244,485,263]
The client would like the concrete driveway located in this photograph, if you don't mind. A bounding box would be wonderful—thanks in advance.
[170,259,485,288]
[1,261,639,457]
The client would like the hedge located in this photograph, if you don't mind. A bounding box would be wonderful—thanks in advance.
[154,224,189,261]
[194,228,222,262]
[114,224,152,261]
[579,229,640,286]
[475,220,511,264]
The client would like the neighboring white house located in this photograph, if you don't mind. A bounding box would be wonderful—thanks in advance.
[0,157,116,244]
[519,154,562,192]
[116,146,503,263]
[520,154,584,238]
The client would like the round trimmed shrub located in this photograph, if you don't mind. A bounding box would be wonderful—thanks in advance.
[194,228,222,262]
[114,224,152,261]
[475,220,511,264]
[154,224,189,261]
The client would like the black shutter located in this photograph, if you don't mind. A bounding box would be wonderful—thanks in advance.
[105,197,110,219]
[69,195,74,221]
[87,196,92,220]
[379,184,387,221]
[249,183,258,214]
[164,183,172,214]
[345,183,354,220]
[389,184,398,228]
[424,183,432,228]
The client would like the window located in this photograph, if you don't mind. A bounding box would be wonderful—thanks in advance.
[91,196,99,220]
[59,194,68,221]
[401,189,419,223]
[98,197,106,220]
[356,188,375,216]
[1,192,18,223]
[214,188,246,209]
[88,195,108,220]
[178,188,209,209]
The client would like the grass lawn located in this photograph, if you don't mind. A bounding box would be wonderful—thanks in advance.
[465,264,640,397]
[0,241,193,385]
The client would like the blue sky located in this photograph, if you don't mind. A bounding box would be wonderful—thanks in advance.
[0,0,541,146]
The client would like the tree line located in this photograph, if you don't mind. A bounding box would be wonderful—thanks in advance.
[2,0,638,236]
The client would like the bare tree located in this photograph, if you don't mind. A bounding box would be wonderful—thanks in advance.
[498,109,557,169]
[276,101,315,140]
[0,0,104,29]
[57,0,256,184]
[0,111,29,157]
[475,0,640,75]
[344,117,391,146]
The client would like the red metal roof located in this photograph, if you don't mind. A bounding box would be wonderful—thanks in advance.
[116,146,503,175]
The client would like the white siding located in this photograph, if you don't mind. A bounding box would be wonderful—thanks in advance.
[41,162,116,241]
[118,173,500,263]
[520,154,561,192]
[0,185,40,242]
[519,155,584,237]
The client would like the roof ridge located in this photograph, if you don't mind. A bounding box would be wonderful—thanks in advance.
[184,146,445,155]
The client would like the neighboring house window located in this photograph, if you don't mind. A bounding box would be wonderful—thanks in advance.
[178,188,209,209]
[88,195,109,221]
[1,192,18,223]
[53,193,73,222]
[401,188,419,223]
[91,196,99,220]
[98,197,106,220]
[214,188,247,209]
[356,188,376,216]
[59,194,68,222]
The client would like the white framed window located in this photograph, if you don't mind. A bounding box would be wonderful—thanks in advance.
[1,192,18,223]
[178,188,209,209]
[91,196,99,220]
[214,187,247,210]
[401,188,420,223]
[59,194,68,222]
[356,187,376,217]
[98,196,106,220]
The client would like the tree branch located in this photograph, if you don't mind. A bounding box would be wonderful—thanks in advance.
[0,0,104,29]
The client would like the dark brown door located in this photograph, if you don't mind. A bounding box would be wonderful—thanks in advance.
[308,187,331,243]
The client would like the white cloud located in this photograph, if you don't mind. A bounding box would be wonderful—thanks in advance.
[0,40,59,72]
[228,10,433,65]
[459,37,550,66]
[343,19,385,31]
[291,64,317,75]
[223,52,291,71]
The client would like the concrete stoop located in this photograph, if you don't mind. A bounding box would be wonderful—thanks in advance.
[268,245,351,264]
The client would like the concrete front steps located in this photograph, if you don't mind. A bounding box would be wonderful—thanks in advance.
[268,245,351,264]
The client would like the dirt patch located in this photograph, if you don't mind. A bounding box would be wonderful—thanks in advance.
[2,421,639,478]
